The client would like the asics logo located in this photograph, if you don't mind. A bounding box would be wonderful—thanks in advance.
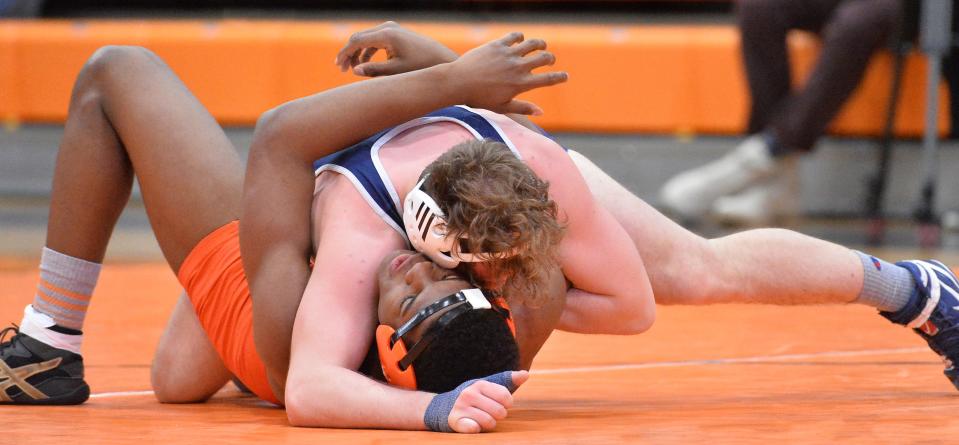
[0,357,62,402]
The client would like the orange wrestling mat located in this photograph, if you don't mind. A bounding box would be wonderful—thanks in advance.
[1,260,956,443]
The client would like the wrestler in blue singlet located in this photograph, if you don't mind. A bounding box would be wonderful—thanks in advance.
[312,105,527,238]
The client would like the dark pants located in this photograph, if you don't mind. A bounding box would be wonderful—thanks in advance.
[739,0,903,151]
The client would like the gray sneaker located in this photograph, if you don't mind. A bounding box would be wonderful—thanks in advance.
[660,134,783,220]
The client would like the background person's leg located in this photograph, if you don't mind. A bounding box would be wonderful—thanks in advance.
[659,0,856,221]
[714,0,904,224]
[151,293,231,404]
[771,0,902,152]
[738,0,790,135]
[738,0,840,133]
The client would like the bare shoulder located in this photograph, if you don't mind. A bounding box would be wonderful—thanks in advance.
[296,171,406,349]
[475,109,567,162]
[311,171,403,251]
[474,110,586,213]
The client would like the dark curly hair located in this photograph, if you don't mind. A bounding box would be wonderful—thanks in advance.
[411,309,520,393]
[421,139,565,307]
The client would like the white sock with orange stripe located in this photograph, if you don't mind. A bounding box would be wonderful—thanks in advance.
[19,247,100,354]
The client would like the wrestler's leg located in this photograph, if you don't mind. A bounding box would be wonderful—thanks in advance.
[2,46,244,404]
[572,150,959,389]
[48,45,243,271]
[151,293,231,403]
[23,45,242,336]
[569,150,861,305]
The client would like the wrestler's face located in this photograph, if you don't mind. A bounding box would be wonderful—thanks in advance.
[377,250,473,342]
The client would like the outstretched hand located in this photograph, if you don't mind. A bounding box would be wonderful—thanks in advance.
[448,32,567,116]
[335,21,460,77]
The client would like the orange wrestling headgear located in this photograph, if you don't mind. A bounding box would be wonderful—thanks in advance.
[375,288,516,390]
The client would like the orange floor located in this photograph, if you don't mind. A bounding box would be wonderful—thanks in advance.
[1,259,957,444]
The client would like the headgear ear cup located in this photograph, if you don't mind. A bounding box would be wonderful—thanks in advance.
[403,176,518,268]
[375,324,417,389]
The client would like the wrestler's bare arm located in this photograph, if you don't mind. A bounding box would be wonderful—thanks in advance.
[241,33,567,401]
[490,114,656,335]
[242,56,468,398]
[284,176,431,427]
[511,266,568,369]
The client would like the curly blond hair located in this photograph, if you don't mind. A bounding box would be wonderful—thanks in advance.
[422,139,565,307]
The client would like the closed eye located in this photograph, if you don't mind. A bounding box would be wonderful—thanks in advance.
[400,294,417,316]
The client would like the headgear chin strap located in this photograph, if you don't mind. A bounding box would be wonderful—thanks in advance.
[376,288,516,390]
[403,176,510,268]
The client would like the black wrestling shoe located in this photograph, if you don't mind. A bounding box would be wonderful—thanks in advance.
[0,325,89,405]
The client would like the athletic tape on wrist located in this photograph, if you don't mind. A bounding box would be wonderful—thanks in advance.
[423,371,517,432]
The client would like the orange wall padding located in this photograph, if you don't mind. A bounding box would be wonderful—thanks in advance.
[0,19,948,136]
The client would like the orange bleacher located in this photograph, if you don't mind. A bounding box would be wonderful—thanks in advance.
[0,19,948,136]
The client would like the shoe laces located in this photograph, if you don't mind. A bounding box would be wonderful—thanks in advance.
[0,324,22,353]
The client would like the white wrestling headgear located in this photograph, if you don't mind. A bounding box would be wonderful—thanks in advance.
[403,176,502,268]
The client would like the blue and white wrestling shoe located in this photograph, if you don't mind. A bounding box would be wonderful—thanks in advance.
[881,260,959,389]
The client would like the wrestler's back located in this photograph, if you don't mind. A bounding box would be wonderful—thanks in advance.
[376,121,477,198]
[311,111,578,251]
[374,111,575,218]
[311,121,475,250]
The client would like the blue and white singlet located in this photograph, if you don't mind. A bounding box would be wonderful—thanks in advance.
[312,105,523,238]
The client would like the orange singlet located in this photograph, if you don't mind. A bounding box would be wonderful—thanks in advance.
[176,221,280,405]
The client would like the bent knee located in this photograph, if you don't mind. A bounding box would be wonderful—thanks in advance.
[150,360,184,403]
[150,368,182,403]
[151,376,211,404]
[71,45,168,111]
[84,45,160,83]
[150,354,210,404]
